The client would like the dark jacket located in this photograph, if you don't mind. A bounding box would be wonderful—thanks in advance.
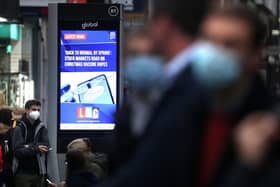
[215,158,280,187]
[104,65,209,187]
[12,114,49,175]
[0,128,14,187]
[207,75,276,187]
[67,171,98,187]
[66,150,99,187]
[215,129,280,187]
[87,153,108,180]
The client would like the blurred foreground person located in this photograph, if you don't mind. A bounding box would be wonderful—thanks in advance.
[196,5,279,187]
[0,108,14,187]
[226,111,280,187]
[104,0,210,186]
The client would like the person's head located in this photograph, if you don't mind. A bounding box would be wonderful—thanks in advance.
[66,138,93,175]
[0,108,13,134]
[148,0,209,60]
[25,99,41,121]
[201,5,267,74]
[124,28,153,59]
[67,138,92,154]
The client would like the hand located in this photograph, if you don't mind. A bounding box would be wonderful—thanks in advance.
[38,145,49,153]
[58,181,66,187]
[235,112,279,166]
[47,180,65,187]
[47,182,58,187]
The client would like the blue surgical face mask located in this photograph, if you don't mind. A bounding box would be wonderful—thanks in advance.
[190,42,242,91]
[124,55,164,91]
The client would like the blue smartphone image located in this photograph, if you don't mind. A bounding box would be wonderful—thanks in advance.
[60,84,77,103]
[76,74,114,104]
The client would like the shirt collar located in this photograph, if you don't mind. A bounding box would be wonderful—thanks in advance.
[163,43,197,80]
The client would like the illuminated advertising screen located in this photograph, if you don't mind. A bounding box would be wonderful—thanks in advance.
[59,29,118,130]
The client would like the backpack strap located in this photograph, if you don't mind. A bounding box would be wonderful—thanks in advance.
[16,120,27,142]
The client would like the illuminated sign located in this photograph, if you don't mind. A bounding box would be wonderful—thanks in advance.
[59,29,118,130]
[0,24,20,40]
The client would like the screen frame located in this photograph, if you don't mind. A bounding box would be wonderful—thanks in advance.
[57,4,122,135]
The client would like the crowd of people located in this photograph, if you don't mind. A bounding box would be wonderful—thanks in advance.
[107,0,280,187]
[0,0,279,187]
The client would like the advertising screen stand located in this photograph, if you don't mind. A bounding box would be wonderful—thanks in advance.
[48,3,122,181]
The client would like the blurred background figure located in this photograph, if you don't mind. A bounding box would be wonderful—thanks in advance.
[0,108,14,187]
[192,4,280,187]
[124,28,154,60]
[48,138,108,187]
[66,138,108,182]
[122,28,162,100]
[120,28,158,107]
[111,28,163,172]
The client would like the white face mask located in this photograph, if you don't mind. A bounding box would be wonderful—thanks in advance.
[29,111,40,120]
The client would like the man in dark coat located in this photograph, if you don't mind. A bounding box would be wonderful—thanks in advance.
[103,0,211,186]
[12,99,50,187]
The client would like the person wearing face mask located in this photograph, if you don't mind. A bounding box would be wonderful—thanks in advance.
[109,28,164,173]
[100,0,211,187]
[193,4,279,187]
[12,99,50,187]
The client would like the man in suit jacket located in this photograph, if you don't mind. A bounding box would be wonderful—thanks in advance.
[103,0,211,186]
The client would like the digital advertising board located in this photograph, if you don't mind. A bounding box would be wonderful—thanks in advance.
[57,4,122,132]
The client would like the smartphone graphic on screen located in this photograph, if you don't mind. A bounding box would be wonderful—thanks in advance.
[76,74,114,104]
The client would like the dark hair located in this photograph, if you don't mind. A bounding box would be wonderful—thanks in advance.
[82,138,93,151]
[25,99,41,109]
[66,150,86,172]
[0,108,12,126]
[208,4,267,47]
[151,0,210,36]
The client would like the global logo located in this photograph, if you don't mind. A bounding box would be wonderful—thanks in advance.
[81,21,99,29]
